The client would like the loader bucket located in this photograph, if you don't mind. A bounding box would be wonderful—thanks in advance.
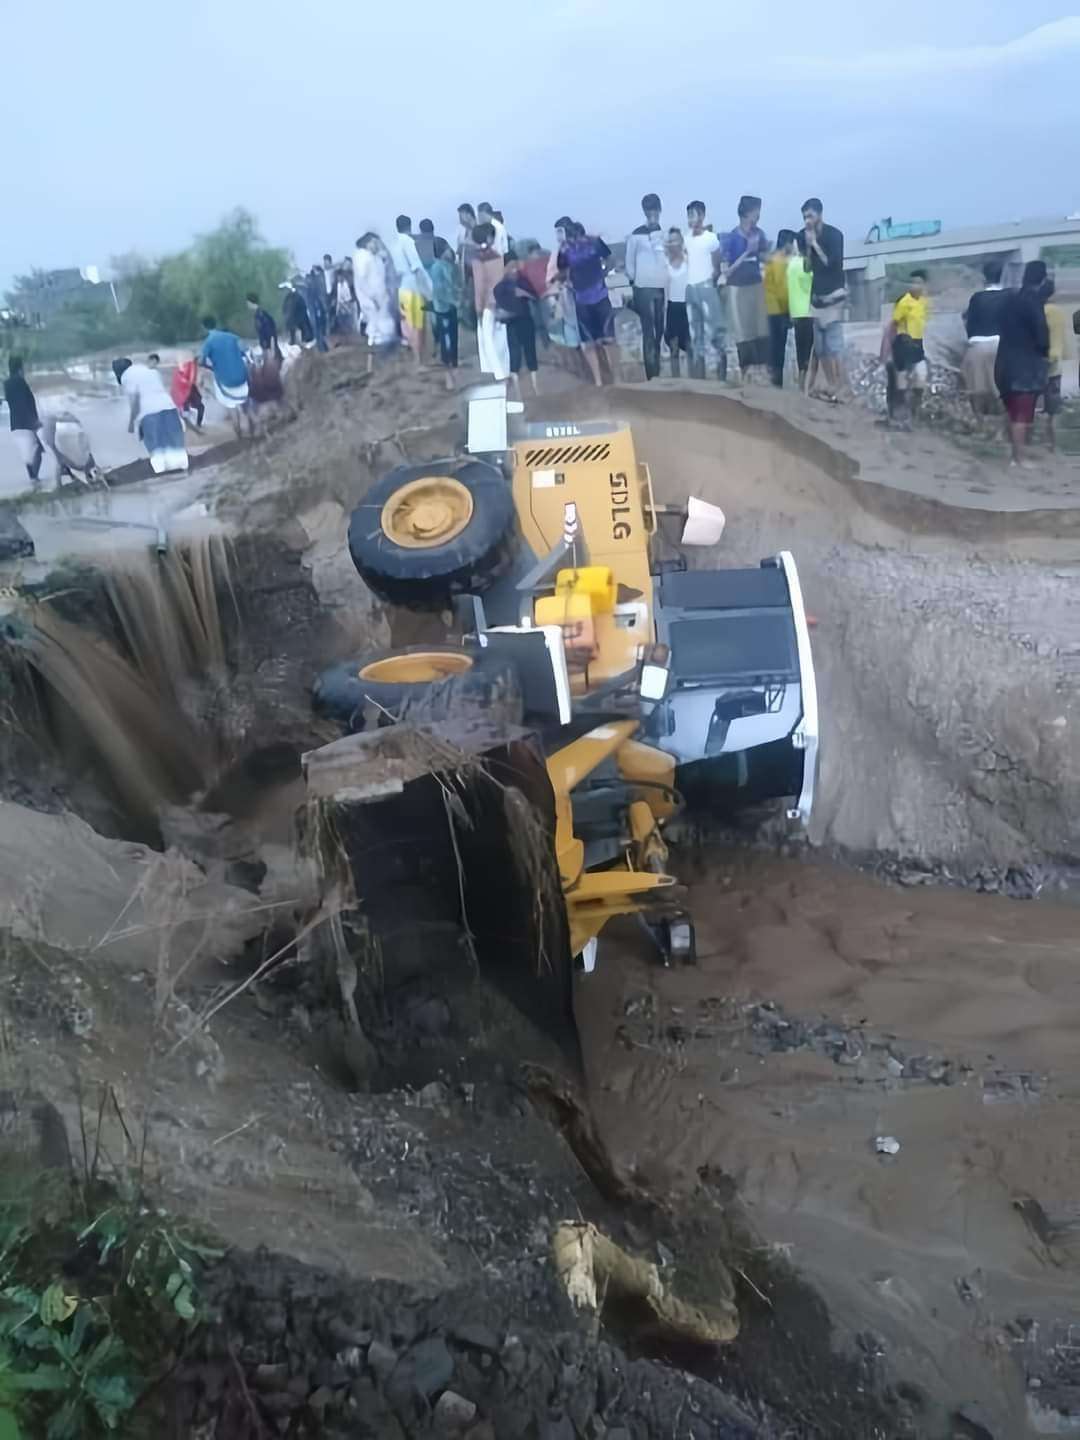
[304,720,578,1065]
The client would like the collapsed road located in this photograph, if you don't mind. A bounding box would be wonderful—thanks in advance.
[0,348,1077,1439]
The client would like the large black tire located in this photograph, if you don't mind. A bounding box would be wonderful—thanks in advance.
[348,459,516,609]
[312,644,523,733]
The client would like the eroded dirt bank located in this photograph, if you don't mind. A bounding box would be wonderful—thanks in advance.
[3,353,1080,1437]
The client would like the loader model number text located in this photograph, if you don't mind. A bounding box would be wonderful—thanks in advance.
[609,471,632,540]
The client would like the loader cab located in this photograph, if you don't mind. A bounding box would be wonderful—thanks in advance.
[645,554,818,823]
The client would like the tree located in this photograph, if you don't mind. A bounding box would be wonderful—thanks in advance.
[4,210,293,363]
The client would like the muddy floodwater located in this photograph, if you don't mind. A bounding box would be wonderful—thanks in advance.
[579,851,1080,1435]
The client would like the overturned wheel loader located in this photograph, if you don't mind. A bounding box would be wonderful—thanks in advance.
[308,385,817,987]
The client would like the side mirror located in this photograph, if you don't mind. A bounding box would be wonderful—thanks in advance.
[639,641,671,701]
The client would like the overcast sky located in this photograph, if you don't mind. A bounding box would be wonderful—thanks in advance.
[3,4,1079,288]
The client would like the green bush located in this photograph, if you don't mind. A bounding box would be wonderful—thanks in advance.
[0,1156,221,1438]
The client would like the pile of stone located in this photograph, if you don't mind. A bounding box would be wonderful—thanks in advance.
[169,1250,771,1439]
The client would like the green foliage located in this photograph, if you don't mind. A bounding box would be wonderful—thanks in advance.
[0,1172,221,1438]
[2,208,291,365]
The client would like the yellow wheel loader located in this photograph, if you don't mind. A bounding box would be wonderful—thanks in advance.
[309,385,817,980]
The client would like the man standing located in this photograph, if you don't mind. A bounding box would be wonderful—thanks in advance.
[199,317,252,439]
[246,292,282,359]
[801,198,846,401]
[457,204,477,255]
[495,251,540,396]
[625,192,667,380]
[477,203,508,257]
[430,239,462,389]
[305,268,330,353]
[961,260,1007,417]
[415,219,445,272]
[684,201,726,381]
[387,215,432,362]
[787,235,815,391]
[890,270,930,426]
[996,261,1051,467]
[557,223,614,387]
[3,356,43,483]
[764,230,795,387]
[1043,275,1068,453]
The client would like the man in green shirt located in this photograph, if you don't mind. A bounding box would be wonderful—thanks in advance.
[787,234,815,391]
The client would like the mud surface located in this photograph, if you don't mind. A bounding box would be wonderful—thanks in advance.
[578,852,1080,1437]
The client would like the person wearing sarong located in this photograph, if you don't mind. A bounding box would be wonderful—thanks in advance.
[721,196,770,379]
[471,223,511,381]
[961,260,1007,417]
[199,318,252,439]
[112,357,189,473]
[353,234,398,365]
[3,356,43,484]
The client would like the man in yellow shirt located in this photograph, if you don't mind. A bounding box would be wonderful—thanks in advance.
[890,269,930,425]
[764,229,795,387]
[1043,277,1070,452]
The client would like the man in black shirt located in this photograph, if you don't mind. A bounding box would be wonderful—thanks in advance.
[961,259,1007,416]
[801,197,845,400]
[3,355,43,484]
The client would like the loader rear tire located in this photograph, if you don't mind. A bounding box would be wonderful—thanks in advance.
[348,459,515,609]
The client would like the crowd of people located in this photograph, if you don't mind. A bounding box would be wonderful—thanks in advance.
[884,257,1074,466]
[266,192,851,399]
[617,192,848,397]
[2,188,1077,485]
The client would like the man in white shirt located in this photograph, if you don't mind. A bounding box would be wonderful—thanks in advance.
[625,191,667,380]
[387,215,432,362]
[478,202,508,258]
[684,201,728,381]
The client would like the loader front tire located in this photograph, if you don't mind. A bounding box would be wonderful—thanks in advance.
[348,460,515,609]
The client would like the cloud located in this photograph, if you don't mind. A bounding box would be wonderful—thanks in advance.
[783,16,1080,77]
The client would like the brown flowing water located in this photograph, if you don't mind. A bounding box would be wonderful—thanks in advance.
[16,532,235,830]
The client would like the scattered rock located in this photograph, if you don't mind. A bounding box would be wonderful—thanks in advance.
[367,1340,399,1381]
[417,1080,450,1108]
[398,1336,454,1399]
[326,1317,373,1349]
[451,1323,500,1354]
[434,1390,478,1430]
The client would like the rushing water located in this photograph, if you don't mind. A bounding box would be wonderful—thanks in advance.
[10,532,234,827]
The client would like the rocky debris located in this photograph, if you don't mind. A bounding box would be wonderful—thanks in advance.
[168,1249,770,1439]
[433,1389,477,1429]
[617,990,1049,1102]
